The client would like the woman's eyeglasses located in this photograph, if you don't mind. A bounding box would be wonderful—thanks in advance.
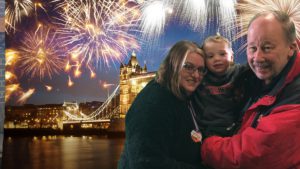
[183,63,207,75]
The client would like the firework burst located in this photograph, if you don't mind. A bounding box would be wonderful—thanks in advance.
[178,0,207,31]
[139,0,172,40]
[56,0,141,70]
[236,0,300,43]
[17,26,65,79]
[5,0,34,33]
[5,49,23,103]
[139,0,237,40]
[205,0,237,39]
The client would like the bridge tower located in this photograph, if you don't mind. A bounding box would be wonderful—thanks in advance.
[119,52,155,118]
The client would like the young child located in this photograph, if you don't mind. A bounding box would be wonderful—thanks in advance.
[193,34,254,137]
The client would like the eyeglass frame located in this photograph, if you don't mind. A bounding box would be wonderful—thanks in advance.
[182,62,207,75]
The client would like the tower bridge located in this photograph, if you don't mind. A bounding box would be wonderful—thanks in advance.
[62,52,155,131]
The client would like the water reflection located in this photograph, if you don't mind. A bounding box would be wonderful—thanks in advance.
[2,136,125,169]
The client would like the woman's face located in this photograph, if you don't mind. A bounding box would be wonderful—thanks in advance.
[179,52,205,96]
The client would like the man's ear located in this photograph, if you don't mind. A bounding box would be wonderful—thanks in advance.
[288,41,297,58]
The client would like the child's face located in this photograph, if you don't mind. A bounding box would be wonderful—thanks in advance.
[203,41,233,76]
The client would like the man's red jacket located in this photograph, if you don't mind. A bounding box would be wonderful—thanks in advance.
[201,52,300,169]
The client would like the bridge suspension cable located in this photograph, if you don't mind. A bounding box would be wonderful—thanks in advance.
[63,85,120,121]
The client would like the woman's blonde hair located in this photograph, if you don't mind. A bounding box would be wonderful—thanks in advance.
[156,40,205,100]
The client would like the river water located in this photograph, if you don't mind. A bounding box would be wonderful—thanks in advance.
[2,135,125,169]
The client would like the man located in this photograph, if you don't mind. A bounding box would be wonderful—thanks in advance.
[200,11,300,169]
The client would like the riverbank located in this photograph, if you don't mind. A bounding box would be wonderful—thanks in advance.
[4,128,125,137]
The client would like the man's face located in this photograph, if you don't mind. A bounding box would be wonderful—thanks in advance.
[247,14,296,85]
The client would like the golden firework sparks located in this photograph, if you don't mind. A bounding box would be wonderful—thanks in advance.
[5,49,19,66]
[5,84,20,101]
[56,0,141,70]
[68,75,74,87]
[18,26,65,79]
[5,71,16,82]
[5,0,34,33]
[17,88,35,104]
[45,85,53,91]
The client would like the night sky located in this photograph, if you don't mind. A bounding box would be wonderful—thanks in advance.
[5,0,248,106]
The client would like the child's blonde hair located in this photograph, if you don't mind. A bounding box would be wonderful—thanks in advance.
[202,33,232,50]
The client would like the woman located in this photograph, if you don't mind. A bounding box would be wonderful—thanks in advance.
[118,41,207,169]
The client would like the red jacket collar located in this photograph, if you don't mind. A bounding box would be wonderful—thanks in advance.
[248,52,300,110]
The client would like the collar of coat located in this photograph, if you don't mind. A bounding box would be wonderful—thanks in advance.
[248,51,300,111]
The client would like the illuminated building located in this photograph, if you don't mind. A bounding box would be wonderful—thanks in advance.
[4,104,63,129]
[119,52,155,118]
[36,104,63,129]
[5,105,36,128]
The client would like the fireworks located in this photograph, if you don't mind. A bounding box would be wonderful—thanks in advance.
[88,65,96,78]
[5,48,36,104]
[18,26,65,79]
[139,0,237,40]
[5,71,16,82]
[179,0,207,31]
[5,49,19,66]
[140,0,172,40]
[203,0,237,39]
[236,0,300,42]
[218,0,237,38]
[67,75,74,87]
[5,0,34,33]
[45,85,53,91]
[6,25,63,104]
[17,88,35,104]
[5,84,20,102]
[56,0,141,70]
[34,1,47,13]
[5,49,21,102]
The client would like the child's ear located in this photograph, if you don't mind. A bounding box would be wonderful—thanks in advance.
[228,49,234,62]
[230,50,234,62]
[230,57,235,66]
